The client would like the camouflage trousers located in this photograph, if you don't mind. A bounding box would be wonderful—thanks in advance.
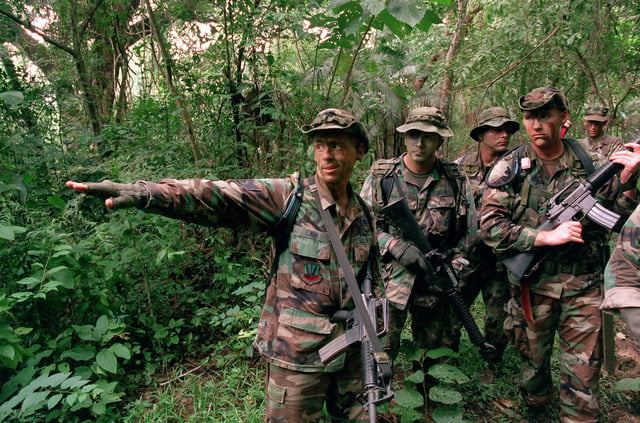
[265,347,368,422]
[461,262,510,363]
[504,284,603,423]
[387,298,461,361]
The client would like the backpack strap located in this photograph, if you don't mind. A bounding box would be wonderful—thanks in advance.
[265,174,305,288]
[564,137,595,176]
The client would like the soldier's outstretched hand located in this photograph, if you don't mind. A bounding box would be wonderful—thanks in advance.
[66,180,149,209]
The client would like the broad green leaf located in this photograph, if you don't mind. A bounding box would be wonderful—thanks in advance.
[429,386,462,405]
[404,369,424,384]
[61,347,95,362]
[428,363,470,384]
[66,393,77,406]
[426,347,459,360]
[400,408,423,423]
[44,372,72,387]
[393,388,423,408]
[94,315,109,339]
[433,403,464,422]
[47,394,62,410]
[96,349,118,373]
[92,401,107,415]
[415,9,441,33]
[362,0,385,15]
[60,375,90,390]
[47,195,66,210]
[387,0,425,27]
[0,345,15,360]
[0,91,24,106]
[21,390,49,416]
[0,225,26,241]
[50,268,74,289]
[616,377,640,391]
[72,324,99,341]
[377,10,411,38]
[109,343,131,360]
[0,324,19,342]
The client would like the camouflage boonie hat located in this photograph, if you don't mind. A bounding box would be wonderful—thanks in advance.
[301,108,369,152]
[518,87,568,112]
[469,106,520,141]
[396,106,453,138]
[584,105,609,122]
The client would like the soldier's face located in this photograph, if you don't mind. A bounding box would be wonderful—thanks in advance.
[404,130,442,165]
[522,108,568,149]
[584,119,606,139]
[480,125,512,156]
[313,132,364,188]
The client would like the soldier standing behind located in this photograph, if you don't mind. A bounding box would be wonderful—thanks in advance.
[66,109,387,422]
[360,106,472,370]
[456,106,520,371]
[601,202,640,344]
[480,87,640,423]
[579,105,624,159]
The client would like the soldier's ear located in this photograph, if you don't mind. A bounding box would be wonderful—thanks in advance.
[356,142,366,160]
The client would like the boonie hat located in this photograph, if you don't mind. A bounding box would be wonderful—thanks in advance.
[301,108,369,153]
[469,107,520,141]
[396,106,453,138]
[518,87,568,112]
[584,105,609,122]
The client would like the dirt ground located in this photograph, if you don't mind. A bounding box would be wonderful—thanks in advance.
[606,316,640,423]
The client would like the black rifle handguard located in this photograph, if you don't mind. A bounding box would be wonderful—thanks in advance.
[381,198,496,363]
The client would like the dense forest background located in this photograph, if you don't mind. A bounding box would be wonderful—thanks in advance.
[1,0,640,421]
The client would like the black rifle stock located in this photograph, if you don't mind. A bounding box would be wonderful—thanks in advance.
[380,198,496,363]
[502,135,640,279]
[318,261,393,421]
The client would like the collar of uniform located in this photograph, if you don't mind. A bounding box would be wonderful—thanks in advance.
[525,141,574,171]
[399,153,441,182]
[312,173,360,219]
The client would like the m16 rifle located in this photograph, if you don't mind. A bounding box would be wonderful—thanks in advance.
[380,197,496,364]
[501,135,640,281]
[318,258,393,422]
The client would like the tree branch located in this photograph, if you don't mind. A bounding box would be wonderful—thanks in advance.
[0,7,75,56]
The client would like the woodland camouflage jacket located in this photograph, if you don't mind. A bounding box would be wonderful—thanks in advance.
[141,174,382,373]
[602,203,640,310]
[578,134,624,160]
[480,140,637,298]
[360,154,473,309]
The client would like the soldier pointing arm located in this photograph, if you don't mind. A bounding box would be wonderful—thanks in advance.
[67,109,385,422]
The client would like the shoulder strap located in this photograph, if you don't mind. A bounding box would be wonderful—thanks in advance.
[265,176,305,288]
[564,137,595,176]
[312,189,392,378]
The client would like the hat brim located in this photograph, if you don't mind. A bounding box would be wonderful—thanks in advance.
[396,122,453,137]
[469,119,520,141]
[584,115,607,122]
[301,122,350,134]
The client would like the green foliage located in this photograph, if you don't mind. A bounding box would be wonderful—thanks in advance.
[392,340,470,422]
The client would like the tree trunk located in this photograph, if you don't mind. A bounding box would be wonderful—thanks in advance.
[144,0,201,163]
[439,0,469,118]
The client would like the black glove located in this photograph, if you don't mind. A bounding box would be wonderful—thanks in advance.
[390,239,429,276]
[621,307,640,345]
[83,180,150,209]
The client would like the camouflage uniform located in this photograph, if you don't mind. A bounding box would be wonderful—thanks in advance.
[480,88,637,423]
[602,203,640,343]
[578,105,624,159]
[73,109,383,422]
[361,107,471,361]
[456,148,511,364]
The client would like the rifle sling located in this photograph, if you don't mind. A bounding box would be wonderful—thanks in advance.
[312,189,392,375]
